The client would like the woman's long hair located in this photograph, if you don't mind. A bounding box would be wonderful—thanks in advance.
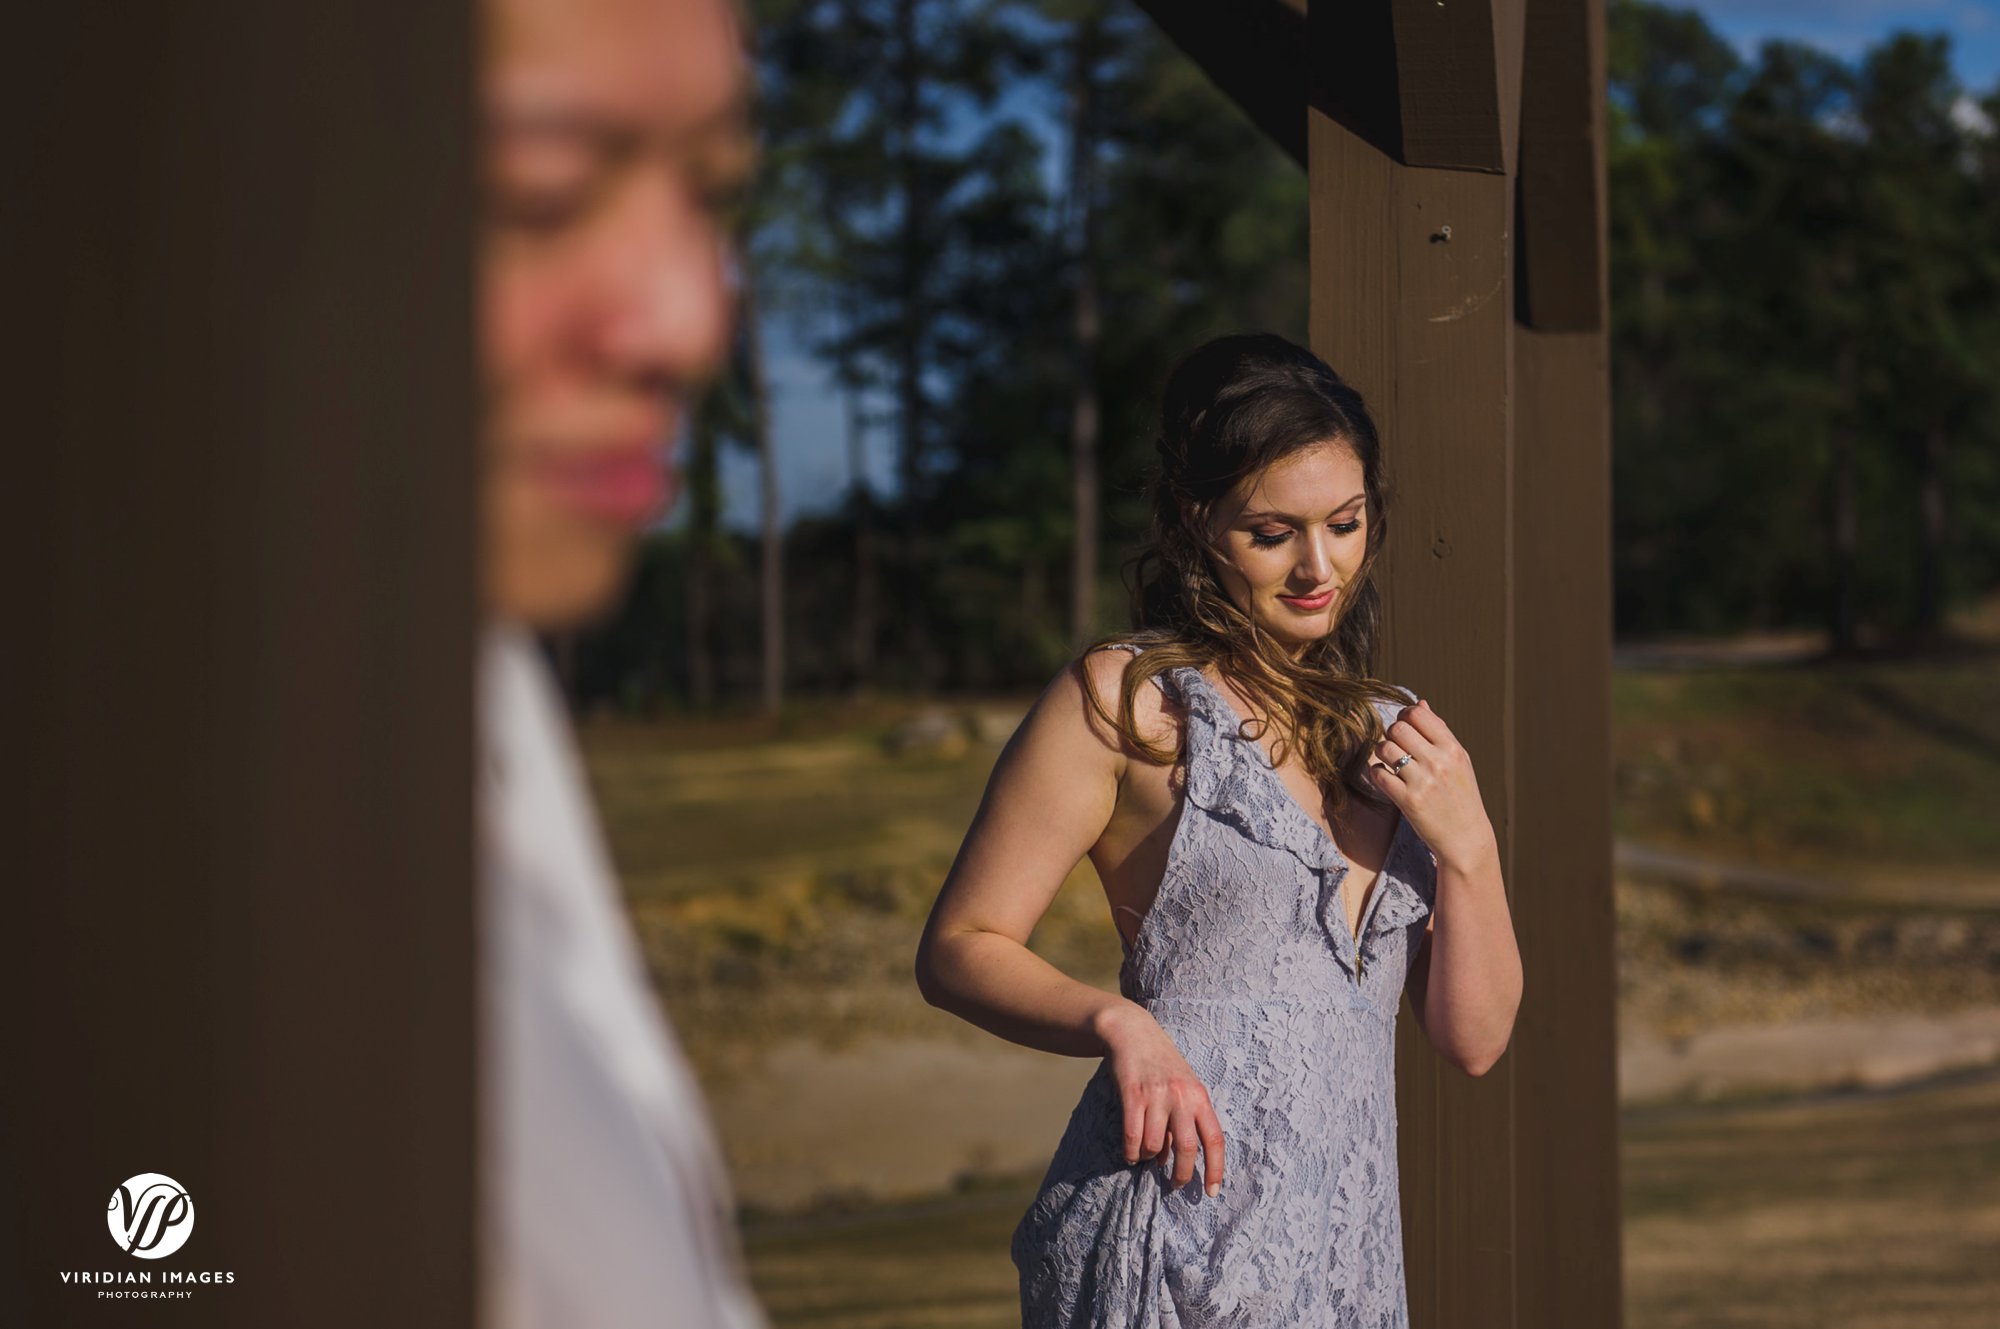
[1085,332,1410,818]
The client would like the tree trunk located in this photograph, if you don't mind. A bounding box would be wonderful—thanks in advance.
[685,413,719,707]
[1914,422,1946,644]
[1827,340,1860,655]
[1067,6,1103,648]
[892,0,936,687]
[741,274,784,715]
[846,383,878,691]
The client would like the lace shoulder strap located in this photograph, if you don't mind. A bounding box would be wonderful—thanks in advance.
[1094,640,1184,707]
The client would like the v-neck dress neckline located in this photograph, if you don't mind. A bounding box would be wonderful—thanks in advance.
[1178,664,1414,946]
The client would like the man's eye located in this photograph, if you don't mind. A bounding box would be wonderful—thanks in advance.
[1249,530,1292,548]
[485,133,609,232]
[492,189,591,233]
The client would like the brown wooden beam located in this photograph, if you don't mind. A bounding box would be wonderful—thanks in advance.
[5,5,478,1326]
[1309,112,1521,1324]
[1133,1,1523,175]
[1306,0,1619,1325]
[1510,0,1622,1319]
[1377,0,1513,172]
[1308,0,1402,163]
[1510,320,1623,1329]
[1132,0,1311,167]
[1516,0,1605,330]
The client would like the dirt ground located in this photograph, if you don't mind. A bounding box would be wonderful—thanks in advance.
[1618,1066,2000,1329]
[735,1066,2000,1329]
[696,870,2000,1215]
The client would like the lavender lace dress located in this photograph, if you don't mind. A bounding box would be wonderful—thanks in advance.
[1010,651,1438,1328]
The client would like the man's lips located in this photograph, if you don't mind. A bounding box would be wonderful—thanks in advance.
[528,446,670,526]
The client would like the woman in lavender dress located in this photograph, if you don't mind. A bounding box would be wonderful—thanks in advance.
[914,333,1524,1327]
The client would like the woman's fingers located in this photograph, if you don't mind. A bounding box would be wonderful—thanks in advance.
[1370,741,1414,800]
[1119,1082,1173,1165]
[1117,1069,1227,1200]
[1142,1097,1170,1163]
[1385,705,1442,764]
[1120,1085,1146,1164]
[1168,1105,1200,1187]
[1197,1105,1226,1197]
[1399,697,1453,746]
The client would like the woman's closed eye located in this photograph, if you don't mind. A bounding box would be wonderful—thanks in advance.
[1249,519,1360,548]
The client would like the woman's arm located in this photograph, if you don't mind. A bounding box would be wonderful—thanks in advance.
[913,649,1136,1057]
[1374,699,1524,1077]
[1402,843,1520,1076]
[914,650,1229,1197]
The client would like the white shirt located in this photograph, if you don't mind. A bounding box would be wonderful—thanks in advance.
[478,617,768,1329]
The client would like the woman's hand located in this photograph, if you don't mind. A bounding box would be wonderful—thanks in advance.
[1096,1003,1226,1199]
[1367,698,1499,876]
[1368,697,1523,1077]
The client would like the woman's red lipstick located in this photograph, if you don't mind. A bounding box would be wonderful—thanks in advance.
[1278,588,1335,612]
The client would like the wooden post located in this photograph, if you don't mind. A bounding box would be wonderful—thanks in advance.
[1304,2,1621,1326]
[1509,4,1623,1327]
[1124,0,1620,1317]
[5,5,478,1326]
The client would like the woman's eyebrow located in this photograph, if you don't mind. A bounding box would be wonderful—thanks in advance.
[1240,492,1366,522]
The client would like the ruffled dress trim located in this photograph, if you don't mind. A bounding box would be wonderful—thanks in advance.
[1165,665,1435,976]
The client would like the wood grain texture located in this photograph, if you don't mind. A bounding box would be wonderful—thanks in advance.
[1511,321,1622,1329]
[5,4,478,1326]
[1306,0,1619,1324]
[1517,0,1605,330]
[1511,0,1622,1323]
[1388,0,1506,172]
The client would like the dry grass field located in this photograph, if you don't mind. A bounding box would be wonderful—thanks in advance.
[1618,1067,2000,1329]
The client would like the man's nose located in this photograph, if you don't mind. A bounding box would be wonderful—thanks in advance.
[591,170,735,392]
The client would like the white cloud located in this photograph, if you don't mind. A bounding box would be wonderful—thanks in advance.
[1950,89,1994,131]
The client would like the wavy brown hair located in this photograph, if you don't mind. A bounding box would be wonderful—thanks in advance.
[1084,332,1412,819]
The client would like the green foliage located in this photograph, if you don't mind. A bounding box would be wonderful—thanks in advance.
[575,1,2000,708]
[574,0,1307,702]
[1610,1,2000,641]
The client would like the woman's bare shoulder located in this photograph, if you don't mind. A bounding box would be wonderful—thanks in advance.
[1063,643,1180,758]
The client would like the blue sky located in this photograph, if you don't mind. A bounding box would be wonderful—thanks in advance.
[693,0,2000,537]
[1694,0,1999,85]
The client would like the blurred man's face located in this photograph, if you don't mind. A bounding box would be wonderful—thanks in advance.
[482,0,752,629]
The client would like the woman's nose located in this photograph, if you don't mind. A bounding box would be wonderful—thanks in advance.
[1296,533,1333,583]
